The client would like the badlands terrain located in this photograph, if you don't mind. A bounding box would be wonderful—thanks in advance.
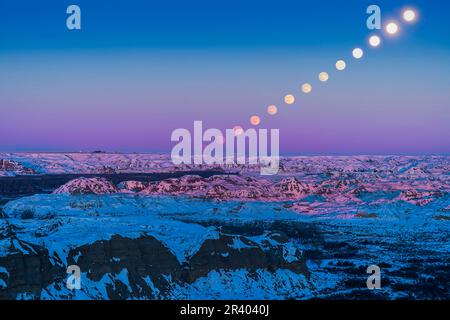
[0,153,449,299]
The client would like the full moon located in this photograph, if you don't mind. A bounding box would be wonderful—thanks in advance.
[318,72,329,82]
[302,83,312,94]
[284,94,295,105]
[369,35,381,47]
[335,60,346,71]
[386,22,399,35]
[267,105,278,115]
[352,48,364,59]
[233,126,244,136]
[403,9,416,22]
[250,115,261,126]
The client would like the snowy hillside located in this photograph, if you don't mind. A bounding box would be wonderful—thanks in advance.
[0,155,449,300]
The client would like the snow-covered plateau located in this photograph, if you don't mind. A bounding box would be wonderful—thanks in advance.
[0,154,449,300]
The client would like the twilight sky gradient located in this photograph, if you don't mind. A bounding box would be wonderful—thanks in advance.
[0,0,449,154]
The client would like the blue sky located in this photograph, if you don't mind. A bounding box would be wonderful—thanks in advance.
[0,0,449,154]
[1,0,449,50]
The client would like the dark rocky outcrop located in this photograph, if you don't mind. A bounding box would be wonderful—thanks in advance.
[0,232,308,300]
[0,238,64,299]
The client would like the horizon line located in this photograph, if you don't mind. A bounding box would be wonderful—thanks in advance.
[1,151,450,157]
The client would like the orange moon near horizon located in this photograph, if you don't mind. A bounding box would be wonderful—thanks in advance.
[233,126,244,136]
[267,105,278,115]
[250,115,261,126]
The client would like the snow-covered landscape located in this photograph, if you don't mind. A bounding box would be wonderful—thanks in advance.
[0,153,449,299]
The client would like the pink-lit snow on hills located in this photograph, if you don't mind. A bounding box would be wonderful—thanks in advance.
[54,175,314,201]
[52,171,449,215]
[0,153,211,176]
[0,159,36,176]
[53,177,119,195]
[1,154,449,299]
[2,153,449,214]
[1,153,449,178]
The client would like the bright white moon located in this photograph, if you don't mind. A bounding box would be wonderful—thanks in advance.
[369,35,381,47]
[302,83,312,94]
[386,22,399,35]
[403,9,416,22]
[284,94,295,105]
[335,60,346,71]
[352,48,364,59]
[318,72,329,82]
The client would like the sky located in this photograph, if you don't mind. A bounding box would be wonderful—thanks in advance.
[0,0,449,154]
